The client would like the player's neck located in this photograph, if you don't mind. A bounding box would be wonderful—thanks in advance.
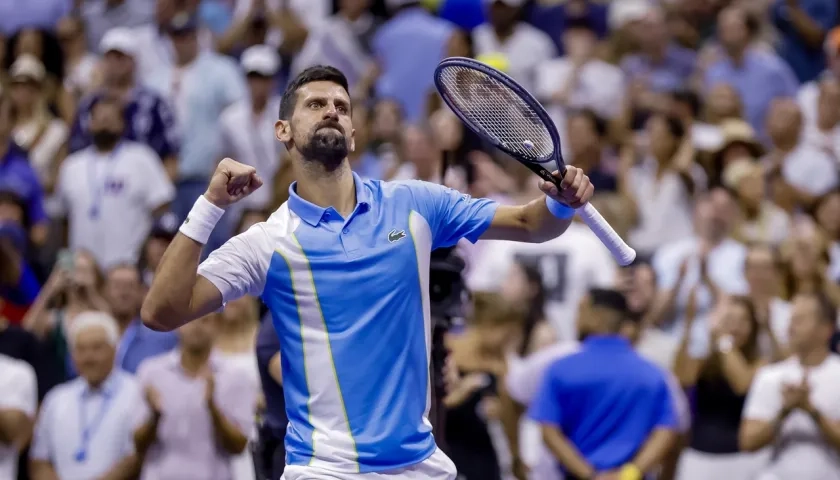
[295,162,357,217]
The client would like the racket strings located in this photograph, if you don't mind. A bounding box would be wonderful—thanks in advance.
[437,65,555,163]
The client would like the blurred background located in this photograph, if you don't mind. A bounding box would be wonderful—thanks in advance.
[1,0,840,479]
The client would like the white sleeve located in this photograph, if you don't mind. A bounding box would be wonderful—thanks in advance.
[505,343,578,404]
[0,359,37,417]
[197,223,273,303]
[138,146,175,210]
[29,390,56,462]
[742,367,782,422]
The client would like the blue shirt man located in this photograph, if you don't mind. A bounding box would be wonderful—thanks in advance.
[529,289,678,479]
[772,0,839,83]
[0,144,47,229]
[69,86,180,162]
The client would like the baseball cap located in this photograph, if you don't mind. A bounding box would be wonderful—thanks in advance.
[9,54,46,83]
[241,45,281,77]
[168,11,199,35]
[99,27,138,57]
[608,0,655,30]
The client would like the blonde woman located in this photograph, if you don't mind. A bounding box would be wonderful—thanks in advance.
[214,296,261,480]
[8,54,68,194]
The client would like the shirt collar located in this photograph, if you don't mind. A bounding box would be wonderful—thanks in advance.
[287,171,372,226]
[583,335,632,349]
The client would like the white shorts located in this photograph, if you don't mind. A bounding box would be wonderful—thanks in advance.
[281,448,457,480]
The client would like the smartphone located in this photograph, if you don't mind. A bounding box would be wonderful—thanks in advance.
[57,249,74,272]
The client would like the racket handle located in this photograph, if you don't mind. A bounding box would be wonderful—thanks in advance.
[576,203,637,266]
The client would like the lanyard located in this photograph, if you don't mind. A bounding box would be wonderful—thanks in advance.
[87,145,121,219]
[74,381,120,463]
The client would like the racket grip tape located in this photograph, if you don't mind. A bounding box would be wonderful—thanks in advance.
[576,203,637,266]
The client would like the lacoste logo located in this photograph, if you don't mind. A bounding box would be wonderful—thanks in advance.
[388,229,406,243]
[184,217,190,224]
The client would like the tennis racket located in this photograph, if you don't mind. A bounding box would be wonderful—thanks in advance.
[433,57,636,266]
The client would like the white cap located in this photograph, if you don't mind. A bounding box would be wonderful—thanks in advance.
[241,44,281,76]
[10,54,46,83]
[482,0,527,7]
[99,27,138,57]
[608,0,656,30]
[68,311,120,347]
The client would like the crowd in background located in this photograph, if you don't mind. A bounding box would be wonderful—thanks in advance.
[1,0,840,479]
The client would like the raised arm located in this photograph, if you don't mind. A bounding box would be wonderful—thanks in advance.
[482,167,593,243]
[141,159,264,331]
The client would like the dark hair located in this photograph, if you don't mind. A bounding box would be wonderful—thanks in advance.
[278,65,350,120]
[0,190,28,227]
[661,113,686,139]
[672,89,702,118]
[515,261,547,356]
[565,15,597,34]
[570,108,607,138]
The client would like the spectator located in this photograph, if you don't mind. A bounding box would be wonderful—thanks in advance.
[563,109,619,192]
[674,295,768,479]
[535,16,624,141]
[214,296,261,480]
[705,6,799,141]
[621,6,697,120]
[472,0,555,94]
[69,27,180,176]
[704,83,747,125]
[649,188,749,354]
[526,0,609,55]
[139,212,179,286]
[0,191,41,324]
[670,89,724,153]
[255,316,286,480]
[105,264,178,375]
[780,223,840,308]
[0,92,48,246]
[373,0,455,123]
[0,353,36,480]
[740,292,840,480]
[468,213,616,342]
[80,0,155,53]
[499,260,555,356]
[56,15,99,100]
[764,98,838,209]
[797,26,840,128]
[723,159,790,246]
[800,77,840,157]
[21,249,109,377]
[133,314,254,480]
[145,12,246,248]
[626,113,705,253]
[709,119,765,186]
[812,189,840,282]
[9,54,69,195]
[29,311,143,480]
[528,288,680,480]
[624,260,681,370]
[771,0,838,83]
[220,44,284,212]
[0,0,69,37]
[744,244,793,358]
[58,96,175,270]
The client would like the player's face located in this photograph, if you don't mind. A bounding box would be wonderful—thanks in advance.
[276,81,355,170]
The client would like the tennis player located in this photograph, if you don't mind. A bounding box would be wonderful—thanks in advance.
[141,65,593,480]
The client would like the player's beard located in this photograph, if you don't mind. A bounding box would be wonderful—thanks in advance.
[299,122,348,172]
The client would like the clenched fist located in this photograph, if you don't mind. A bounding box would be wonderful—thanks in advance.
[204,158,264,208]
[538,166,593,209]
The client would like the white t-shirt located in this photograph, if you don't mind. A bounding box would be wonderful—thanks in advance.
[216,350,260,480]
[743,355,840,480]
[627,159,707,253]
[781,143,839,197]
[652,236,750,357]
[0,354,37,480]
[219,97,284,210]
[472,22,557,94]
[468,222,617,341]
[56,142,175,269]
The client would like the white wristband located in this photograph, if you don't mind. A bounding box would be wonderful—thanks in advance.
[179,195,225,245]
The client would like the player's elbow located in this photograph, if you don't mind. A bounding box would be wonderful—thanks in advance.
[140,299,176,332]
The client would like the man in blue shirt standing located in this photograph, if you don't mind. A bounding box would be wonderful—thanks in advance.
[529,289,679,480]
[141,65,594,479]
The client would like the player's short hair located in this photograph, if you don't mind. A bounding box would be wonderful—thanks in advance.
[278,65,350,120]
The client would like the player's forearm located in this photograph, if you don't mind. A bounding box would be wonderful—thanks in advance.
[541,425,594,478]
[631,427,676,473]
[208,402,248,454]
[141,233,208,331]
